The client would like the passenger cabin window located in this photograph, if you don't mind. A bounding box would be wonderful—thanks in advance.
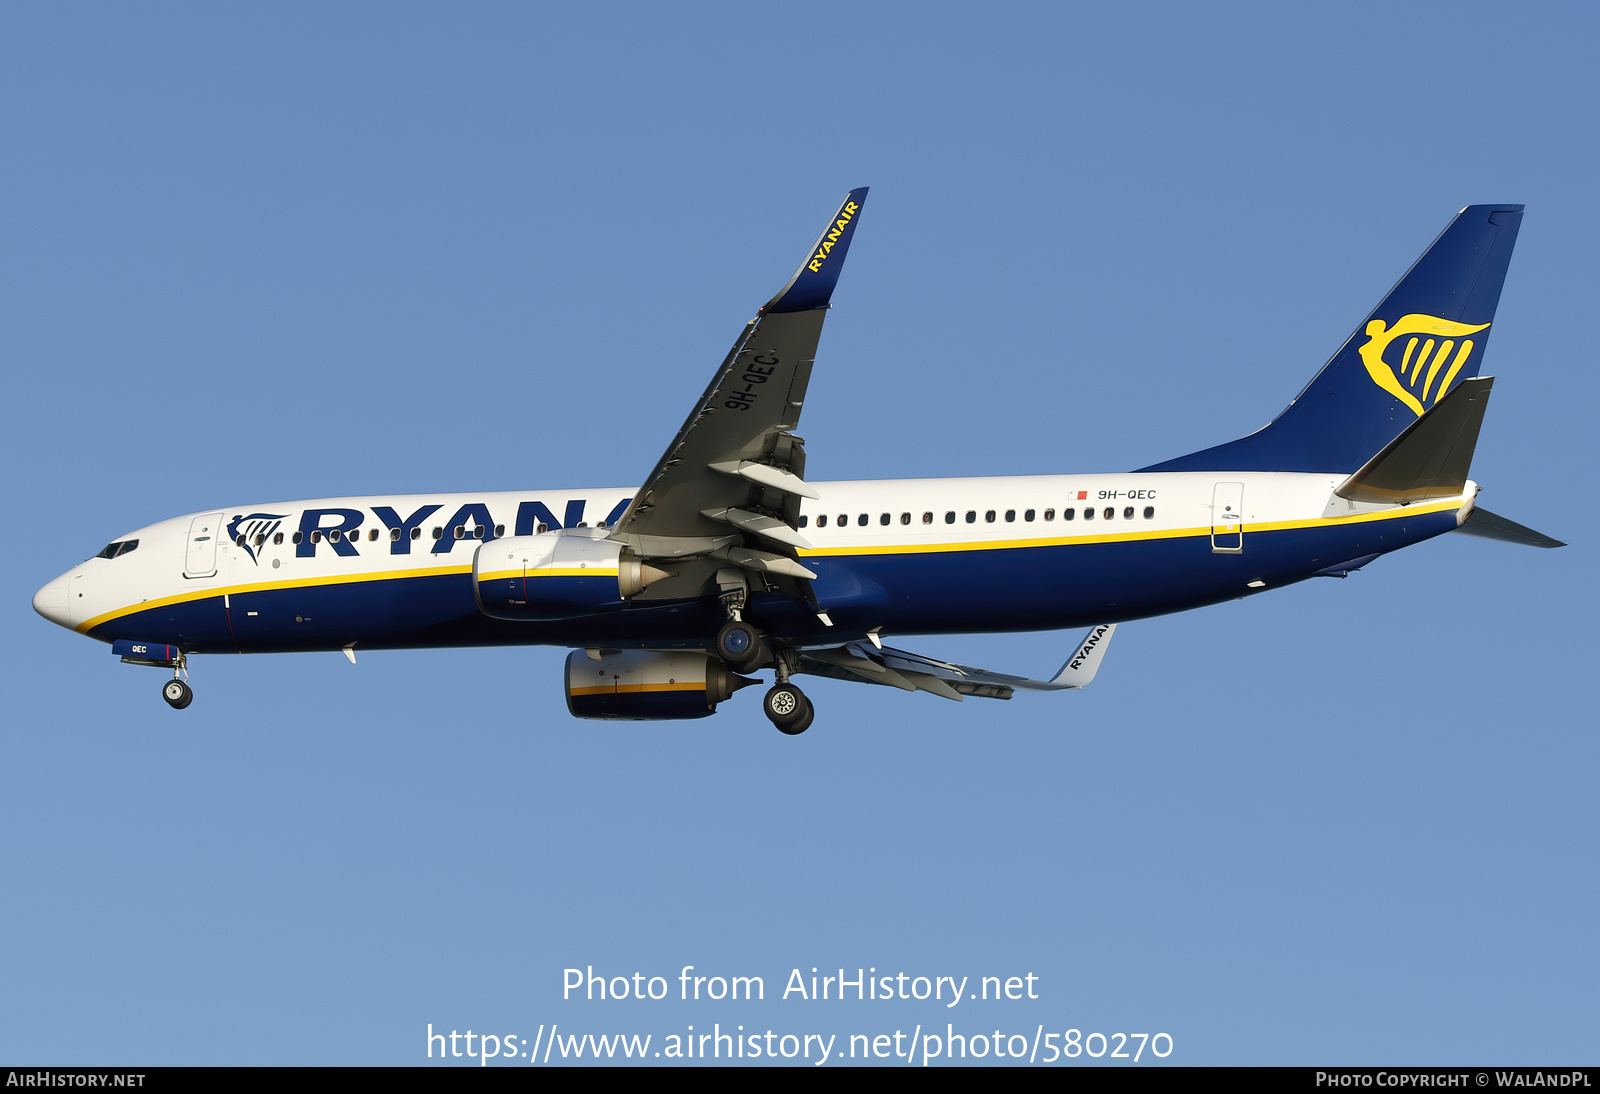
[798,515,809,528]
[255,534,267,547]
[880,513,890,526]
[857,514,868,527]
[311,531,323,544]
[923,512,933,524]
[1062,508,1073,521]
[965,511,976,524]
[273,532,284,545]
[1044,508,1055,521]
[369,528,379,541]
[235,535,247,547]
[495,524,505,536]
[410,527,422,540]
[837,514,847,526]
[390,528,401,541]
[945,511,956,524]
[432,528,443,540]
[1103,507,1115,520]
[1005,509,1016,522]
[1082,508,1094,521]
[1144,506,1155,519]
[292,532,303,544]
[1123,506,1135,519]
[985,510,996,523]
[816,514,827,528]
[898,512,909,525]
[1024,509,1035,522]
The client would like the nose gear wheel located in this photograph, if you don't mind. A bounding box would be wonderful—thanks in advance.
[162,679,193,709]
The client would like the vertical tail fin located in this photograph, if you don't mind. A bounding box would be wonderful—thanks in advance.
[1141,205,1523,473]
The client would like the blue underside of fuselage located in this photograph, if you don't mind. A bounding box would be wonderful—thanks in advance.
[86,512,1457,654]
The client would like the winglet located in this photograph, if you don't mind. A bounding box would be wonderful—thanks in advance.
[1046,624,1117,688]
[763,187,869,313]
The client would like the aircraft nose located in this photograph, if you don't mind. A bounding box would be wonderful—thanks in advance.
[32,573,72,629]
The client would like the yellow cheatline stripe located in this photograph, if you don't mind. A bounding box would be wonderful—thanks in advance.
[83,499,1462,633]
[76,563,474,634]
[796,498,1462,557]
[570,682,706,696]
[476,567,619,583]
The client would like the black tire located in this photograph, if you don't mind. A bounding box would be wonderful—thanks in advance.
[714,620,762,671]
[162,679,193,710]
[765,684,810,734]
[787,694,814,735]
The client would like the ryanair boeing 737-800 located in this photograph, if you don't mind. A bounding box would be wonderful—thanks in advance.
[31,190,1563,732]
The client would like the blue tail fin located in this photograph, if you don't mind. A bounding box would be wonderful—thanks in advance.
[1141,205,1524,473]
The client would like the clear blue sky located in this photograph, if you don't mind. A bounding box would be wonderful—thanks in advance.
[3,1,1595,1066]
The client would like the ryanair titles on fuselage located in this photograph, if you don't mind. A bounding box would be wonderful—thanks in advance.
[267,496,632,563]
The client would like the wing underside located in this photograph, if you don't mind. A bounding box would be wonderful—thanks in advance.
[608,188,868,608]
[798,625,1118,702]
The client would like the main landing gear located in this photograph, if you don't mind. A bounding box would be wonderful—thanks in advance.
[763,682,813,735]
[714,620,762,673]
[714,582,812,733]
[761,647,813,735]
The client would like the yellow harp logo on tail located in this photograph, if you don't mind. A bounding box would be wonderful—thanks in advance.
[1357,314,1490,416]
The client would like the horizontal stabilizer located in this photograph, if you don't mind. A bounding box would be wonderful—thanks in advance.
[1335,376,1492,505]
[1454,506,1566,548]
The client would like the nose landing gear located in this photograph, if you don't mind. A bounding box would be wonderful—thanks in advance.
[162,678,193,709]
[161,650,193,709]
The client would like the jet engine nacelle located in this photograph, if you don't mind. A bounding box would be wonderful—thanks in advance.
[565,650,757,720]
[473,529,667,621]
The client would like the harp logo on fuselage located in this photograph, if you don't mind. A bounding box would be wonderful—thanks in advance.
[1357,314,1490,416]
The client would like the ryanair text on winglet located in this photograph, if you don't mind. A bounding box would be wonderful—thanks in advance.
[807,202,860,272]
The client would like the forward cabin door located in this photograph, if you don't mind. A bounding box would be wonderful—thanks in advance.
[184,512,225,578]
[1210,483,1244,553]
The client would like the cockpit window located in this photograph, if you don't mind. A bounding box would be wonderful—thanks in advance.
[97,539,139,559]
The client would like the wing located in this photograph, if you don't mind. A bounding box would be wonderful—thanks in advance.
[609,188,868,604]
[798,625,1118,702]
